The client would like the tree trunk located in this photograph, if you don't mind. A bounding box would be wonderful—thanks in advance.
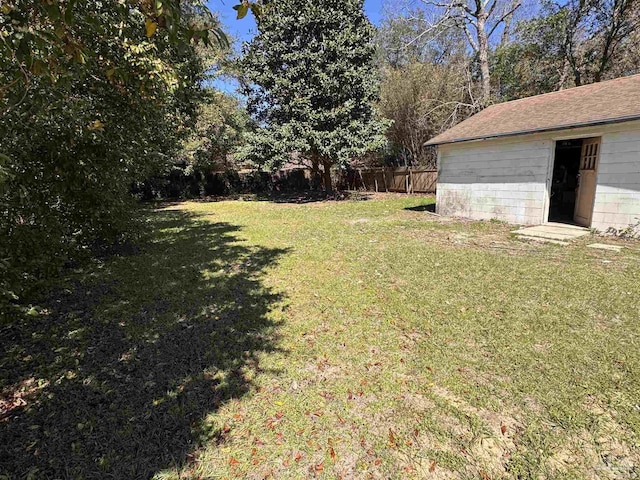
[310,156,320,175]
[476,12,491,106]
[557,58,571,90]
[500,16,512,46]
[500,0,521,47]
[594,0,628,83]
[323,160,333,194]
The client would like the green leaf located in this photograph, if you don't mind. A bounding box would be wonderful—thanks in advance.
[72,47,85,64]
[31,59,48,76]
[233,3,249,19]
[250,3,263,18]
[54,24,65,39]
[64,0,77,25]
[209,28,230,49]
[146,19,157,38]
[44,4,61,22]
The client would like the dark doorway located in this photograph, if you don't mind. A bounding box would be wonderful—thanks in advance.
[549,139,582,224]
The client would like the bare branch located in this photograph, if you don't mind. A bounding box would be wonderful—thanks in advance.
[487,1,522,39]
[487,0,499,18]
[462,22,479,51]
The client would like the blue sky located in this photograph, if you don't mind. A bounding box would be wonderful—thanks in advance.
[206,0,385,94]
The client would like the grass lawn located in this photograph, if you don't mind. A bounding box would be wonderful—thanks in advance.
[2,194,640,479]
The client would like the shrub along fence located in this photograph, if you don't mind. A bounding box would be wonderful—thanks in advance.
[133,168,323,200]
[344,167,437,193]
[133,166,436,200]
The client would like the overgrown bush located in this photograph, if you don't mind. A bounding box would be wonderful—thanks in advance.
[133,166,323,200]
[0,1,221,316]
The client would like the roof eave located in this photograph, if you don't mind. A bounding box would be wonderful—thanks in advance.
[424,114,640,147]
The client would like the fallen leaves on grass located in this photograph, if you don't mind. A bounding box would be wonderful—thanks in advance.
[388,429,397,448]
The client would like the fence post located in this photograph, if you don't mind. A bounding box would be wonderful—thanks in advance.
[382,167,388,192]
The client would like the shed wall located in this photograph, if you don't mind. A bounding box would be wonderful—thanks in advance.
[592,128,640,231]
[436,121,640,230]
[436,138,551,224]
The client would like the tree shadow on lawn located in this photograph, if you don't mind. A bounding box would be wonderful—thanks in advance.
[253,191,375,204]
[176,190,376,205]
[404,203,436,213]
[0,210,289,479]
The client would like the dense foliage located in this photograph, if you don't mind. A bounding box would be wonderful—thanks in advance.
[0,1,222,314]
[132,88,255,199]
[185,90,254,170]
[494,0,640,100]
[239,0,388,191]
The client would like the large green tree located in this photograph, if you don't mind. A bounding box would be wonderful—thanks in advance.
[0,1,225,313]
[185,90,253,170]
[239,0,388,192]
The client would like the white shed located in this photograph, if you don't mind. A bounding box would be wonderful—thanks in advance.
[426,75,640,232]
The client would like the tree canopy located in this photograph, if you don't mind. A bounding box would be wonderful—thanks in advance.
[239,0,388,191]
[0,0,226,313]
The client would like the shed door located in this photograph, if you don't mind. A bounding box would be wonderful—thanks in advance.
[574,138,600,226]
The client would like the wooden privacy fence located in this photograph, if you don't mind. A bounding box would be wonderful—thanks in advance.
[348,167,437,194]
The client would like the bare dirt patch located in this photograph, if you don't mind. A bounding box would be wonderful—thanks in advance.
[430,385,523,478]
[550,396,640,479]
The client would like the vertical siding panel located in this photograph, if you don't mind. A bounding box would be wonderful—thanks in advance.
[437,139,551,225]
[591,129,640,231]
